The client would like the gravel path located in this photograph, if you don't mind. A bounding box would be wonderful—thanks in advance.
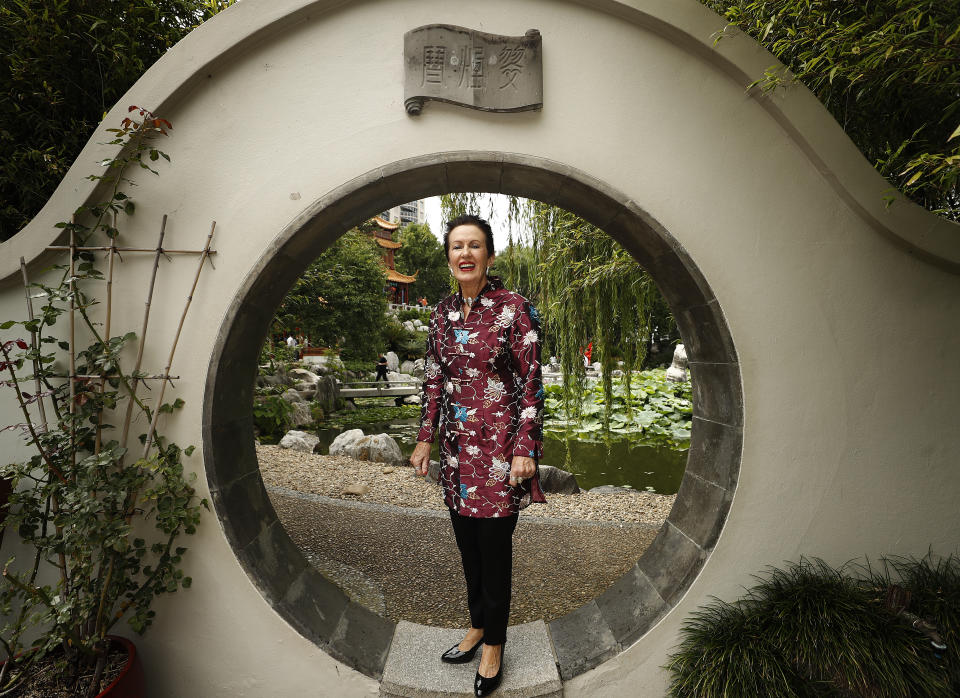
[258,445,673,627]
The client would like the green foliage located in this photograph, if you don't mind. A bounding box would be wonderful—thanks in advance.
[252,395,293,443]
[0,113,205,695]
[703,0,960,218]
[396,308,431,323]
[327,404,420,429]
[667,556,955,697]
[258,337,297,375]
[0,0,237,242]
[395,223,449,303]
[382,318,425,357]
[273,230,388,361]
[543,370,692,449]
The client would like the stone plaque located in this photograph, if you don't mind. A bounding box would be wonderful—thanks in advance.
[404,25,543,115]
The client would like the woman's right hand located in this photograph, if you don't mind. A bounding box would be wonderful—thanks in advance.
[410,441,432,477]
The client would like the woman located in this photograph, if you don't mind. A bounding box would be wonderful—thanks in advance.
[410,214,547,697]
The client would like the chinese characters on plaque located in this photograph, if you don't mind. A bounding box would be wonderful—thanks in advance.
[404,25,543,115]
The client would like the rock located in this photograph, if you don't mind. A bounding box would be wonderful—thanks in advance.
[666,343,688,383]
[355,433,405,467]
[426,459,441,484]
[412,358,425,377]
[329,430,405,467]
[314,375,339,414]
[591,361,602,373]
[403,394,421,405]
[537,464,581,494]
[402,320,416,332]
[343,400,358,411]
[400,360,416,375]
[382,466,395,474]
[589,485,641,495]
[388,372,416,384]
[278,430,319,453]
[342,483,371,496]
[281,388,304,404]
[329,429,365,456]
[257,373,290,388]
[289,367,320,384]
[386,351,400,371]
[412,319,424,329]
[288,401,313,427]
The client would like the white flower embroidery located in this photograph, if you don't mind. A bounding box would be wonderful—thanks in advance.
[520,406,538,420]
[484,377,506,401]
[447,455,458,468]
[489,459,510,481]
[466,445,480,456]
[424,358,440,379]
[445,381,454,394]
[448,310,461,321]
[480,297,494,307]
[465,367,480,378]
[523,330,538,345]
[495,305,516,328]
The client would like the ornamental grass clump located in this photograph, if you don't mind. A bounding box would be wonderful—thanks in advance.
[667,556,955,697]
[0,108,210,696]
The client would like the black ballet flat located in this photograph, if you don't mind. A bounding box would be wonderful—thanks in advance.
[474,661,503,697]
[441,637,482,664]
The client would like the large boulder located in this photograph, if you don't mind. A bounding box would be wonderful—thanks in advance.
[329,429,365,456]
[289,367,320,384]
[314,375,339,414]
[355,433,405,467]
[403,394,421,405]
[666,343,688,383]
[385,351,400,371]
[411,358,425,377]
[387,372,416,384]
[329,430,405,467]
[288,401,313,428]
[537,465,581,494]
[281,388,304,403]
[402,320,416,332]
[279,430,320,453]
[400,360,416,375]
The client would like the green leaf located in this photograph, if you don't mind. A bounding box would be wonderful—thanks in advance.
[949,123,960,142]
[0,320,15,329]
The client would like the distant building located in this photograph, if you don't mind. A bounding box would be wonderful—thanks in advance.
[380,200,426,226]
[361,216,418,305]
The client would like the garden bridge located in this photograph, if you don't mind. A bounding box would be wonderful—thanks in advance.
[1,0,959,696]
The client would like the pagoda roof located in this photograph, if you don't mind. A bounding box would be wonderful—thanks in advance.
[372,216,399,231]
[375,237,402,249]
[386,269,418,284]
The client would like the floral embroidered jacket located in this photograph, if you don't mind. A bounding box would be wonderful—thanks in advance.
[417,276,547,517]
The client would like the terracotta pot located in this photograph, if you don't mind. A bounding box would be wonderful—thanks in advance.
[97,636,145,698]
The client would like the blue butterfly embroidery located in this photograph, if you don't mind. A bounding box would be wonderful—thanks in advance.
[535,386,545,399]
[453,404,469,422]
[529,305,540,321]
[454,329,470,345]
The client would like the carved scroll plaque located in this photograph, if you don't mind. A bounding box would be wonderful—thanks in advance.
[404,25,543,115]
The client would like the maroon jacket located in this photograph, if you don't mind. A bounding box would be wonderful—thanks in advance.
[418,276,547,517]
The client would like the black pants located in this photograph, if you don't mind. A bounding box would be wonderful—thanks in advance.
[448,509,519,645]
[375,366,389,383]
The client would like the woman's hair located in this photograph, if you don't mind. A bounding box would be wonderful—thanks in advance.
[444,214,495,258]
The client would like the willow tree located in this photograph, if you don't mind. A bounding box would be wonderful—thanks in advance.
[441,194,671,429]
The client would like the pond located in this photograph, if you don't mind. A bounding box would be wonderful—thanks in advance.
[313,418,688,495]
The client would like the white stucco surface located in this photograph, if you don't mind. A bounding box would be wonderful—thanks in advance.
[1,1,959,696]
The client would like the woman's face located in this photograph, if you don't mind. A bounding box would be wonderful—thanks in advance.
[447,224,493,289]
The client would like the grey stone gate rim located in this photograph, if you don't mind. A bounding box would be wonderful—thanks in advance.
[201,151,742,681]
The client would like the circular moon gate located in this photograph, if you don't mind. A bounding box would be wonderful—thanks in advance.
[201,152,742,680]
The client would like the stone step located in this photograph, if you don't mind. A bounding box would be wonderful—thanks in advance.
[380,620,563,697]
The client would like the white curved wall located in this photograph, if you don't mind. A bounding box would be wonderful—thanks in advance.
[1,1,958,695]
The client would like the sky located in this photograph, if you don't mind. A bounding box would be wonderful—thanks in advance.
[423,194,530,253]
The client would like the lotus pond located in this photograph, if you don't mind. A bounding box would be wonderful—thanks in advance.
[319,369,692,495]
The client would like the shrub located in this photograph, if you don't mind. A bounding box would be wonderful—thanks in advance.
[252,395,293,444]
[667,557,954,697]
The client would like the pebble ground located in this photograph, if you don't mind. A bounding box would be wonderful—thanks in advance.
[258,444,674,627]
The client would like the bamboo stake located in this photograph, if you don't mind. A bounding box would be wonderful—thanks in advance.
[58,374,179,380]
[19,258,48,432]
[94,229,117,454]
[140,221,216,462]
[119,216,167,454]
[68,225,77,473]
[46,245,215,255]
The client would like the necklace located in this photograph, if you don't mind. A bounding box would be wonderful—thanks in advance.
[463,296,475,307]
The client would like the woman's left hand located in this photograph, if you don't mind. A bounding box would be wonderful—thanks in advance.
[509,455,536,486]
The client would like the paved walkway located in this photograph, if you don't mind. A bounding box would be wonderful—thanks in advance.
[268,487,659,627]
